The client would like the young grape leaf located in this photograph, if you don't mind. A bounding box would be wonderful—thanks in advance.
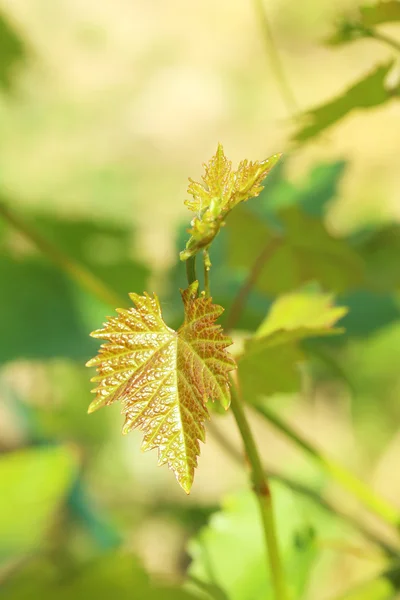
[237,291,347,400]
[180,144,281,260]
[292,62,398,143]
[86,281,235,493]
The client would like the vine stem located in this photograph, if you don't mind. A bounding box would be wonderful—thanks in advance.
[361,25,400,54]
[230,382,287,600]
[255,402,400,529]
[185,255,197,287]
[207,421,399,558]
[0,202,126,309]
[203,249,211,298]
[252,0,297,114]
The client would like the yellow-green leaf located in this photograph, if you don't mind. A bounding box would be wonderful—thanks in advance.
[237,291,347,400]
[86,281,235,493]
[181,145,281,260]
[257,290,348,339]
[292,62,397,143]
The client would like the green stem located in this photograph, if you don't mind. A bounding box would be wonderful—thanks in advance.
[255,402,400,529]
[361,25,400,53]
[203,249,211,298]
[373,30,400,53]
[186,255,197,287]
[207,420,399,558]
[252,0,297,114]
[0,202,126,309]
[230,383,287,600]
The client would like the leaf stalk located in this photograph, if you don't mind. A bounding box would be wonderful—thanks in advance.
[255,402,400,530]
[230,382,287,600]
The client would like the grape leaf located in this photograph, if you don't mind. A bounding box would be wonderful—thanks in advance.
[0,445,78,559]
[292,62,398,143]
[86,281,235,493]
[237,291,347,399]
[181,144,281,260]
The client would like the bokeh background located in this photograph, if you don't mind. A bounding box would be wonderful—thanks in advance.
[1,0,400,598]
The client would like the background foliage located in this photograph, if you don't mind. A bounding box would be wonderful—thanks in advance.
[1,1,400,598]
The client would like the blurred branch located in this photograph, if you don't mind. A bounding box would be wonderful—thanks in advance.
[229,383,288,600]
[254,402,400,531]
[0,202,127,309]
[252,0,298,114]
[371,28,400,53]
[208,421,399,558]
[225,236,281,331]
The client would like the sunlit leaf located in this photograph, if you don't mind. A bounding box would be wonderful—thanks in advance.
[293,63,398,143]
[257,290,347,338]
[86,281,235,493]
[181,144,281,260]
[237,291,347,399]
[0,446,78,559]
[188,486,318,600]
[325,2,400,47]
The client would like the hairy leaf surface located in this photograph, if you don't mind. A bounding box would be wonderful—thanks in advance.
[86,281,235,493]
[181,144,281,260]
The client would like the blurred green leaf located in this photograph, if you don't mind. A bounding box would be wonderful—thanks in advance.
[355,224,400,292]
[188,486,318,600]
[362,1,400,25]
[0,211,150,363]
[255,160,348,218]
[0,552,200,600]
[0,11,27,90]
[325,2,400,47]
[338,290,400,338]
[237,291,346,399]
[292,63,398,143]
[0,257,96,363]
[32,214,150,300]
[228,206,363,296]
[0,445,78,559]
